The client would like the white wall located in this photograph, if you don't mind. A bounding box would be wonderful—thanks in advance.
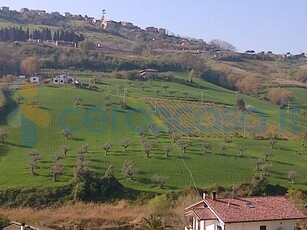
[30,77,40,83]
[226,219,298,230]
[203,219,222,230]
[200,220,205,230]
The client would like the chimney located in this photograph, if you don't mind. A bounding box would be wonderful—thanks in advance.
[202,191,208,200]
[212,191,217,200]
[21,223,26,230]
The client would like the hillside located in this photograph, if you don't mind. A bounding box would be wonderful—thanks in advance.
[0,6,306,204]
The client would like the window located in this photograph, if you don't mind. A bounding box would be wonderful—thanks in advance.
[260,226,266,230]
[217,226,222,230]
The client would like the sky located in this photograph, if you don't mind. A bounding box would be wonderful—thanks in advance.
[1,0,306,54]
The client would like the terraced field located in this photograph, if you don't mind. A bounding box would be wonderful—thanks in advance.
[148,98,300,139]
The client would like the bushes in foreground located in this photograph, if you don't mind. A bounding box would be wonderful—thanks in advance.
[0,175,124,207]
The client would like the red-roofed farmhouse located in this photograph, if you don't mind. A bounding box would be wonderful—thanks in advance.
[184,192,306,230]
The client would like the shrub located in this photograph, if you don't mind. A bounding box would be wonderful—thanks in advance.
[0,214,10,229]
[148,194,170,215]
[151,174,169,189]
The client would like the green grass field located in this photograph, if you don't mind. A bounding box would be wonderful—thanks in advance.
[0,72,306,191]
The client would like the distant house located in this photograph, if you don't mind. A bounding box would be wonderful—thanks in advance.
[181,39,191,46]
[30,76,42,83]
[20,8,29,13]
[55,41,77,48]
[18,75,26,79]
[0,6,9,12]
[101,19,118,29]
[185,192,306,230]
[121,21,135,29]
[139,68,158,78]
[158,28,166,35]
[52,74,76,84]
[145,27,158,33]
[245,50,255,55]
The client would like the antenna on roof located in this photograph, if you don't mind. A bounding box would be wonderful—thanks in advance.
[231,183,235,198]
[102,9,106,20]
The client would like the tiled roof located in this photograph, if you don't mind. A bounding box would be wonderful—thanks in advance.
[204,196,306,223]
[193,208,217,220]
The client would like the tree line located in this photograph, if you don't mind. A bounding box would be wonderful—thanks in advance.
[0,27,84,42]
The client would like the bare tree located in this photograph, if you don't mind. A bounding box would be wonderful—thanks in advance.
[209,39,236,52]
[188,69,197,83]
[220,144,228,155]
[103,165,114,179]
[139,82,145,91]
[236,76,263,96]
[54,152,64,161]
[91,76,98,85]
[262,150,272,161]
[61,145,71,158]
[251,159,263,171]
[81,144,89,154]
[288,170,298,184]
[120,139,131,152]
[155,90,160,98]
[151,174,169,189]
[28,150,41,176]
[203,141,210,154]
[162,85,170,91]
[74,96,82,108]
[136,127,146,137]
[164,144,172,157]
[171,132,181,143]
[152,130,160,139]
[0,129,8,143]
[178,140,190,153]
[182,92,189,100]
[104,95,110,102]
[20,57,39,76]
[121,161,139,180]
[236,99,245,111]
[268,139,277,149]
[238,146,245,157]
[259,163,272,176]
[267,88,292,105]
[143,140,153,157]
[224,137,232,147]
[105,101,112,110]
[50,159,64,182]
[169,90,176,97]
[102,142,112,156]
[74,159,90,180]
[61,129,71,139]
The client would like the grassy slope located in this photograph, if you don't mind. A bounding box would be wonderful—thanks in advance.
[0,73,306,191]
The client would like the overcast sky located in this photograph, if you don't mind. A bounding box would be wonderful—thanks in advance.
[1,0,306,54]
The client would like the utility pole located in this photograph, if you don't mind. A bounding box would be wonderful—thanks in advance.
[243,111,247,138]
[123,88,127,103]
[102,9,106,20]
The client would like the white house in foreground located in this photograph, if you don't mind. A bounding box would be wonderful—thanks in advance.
[185,192,306,230]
